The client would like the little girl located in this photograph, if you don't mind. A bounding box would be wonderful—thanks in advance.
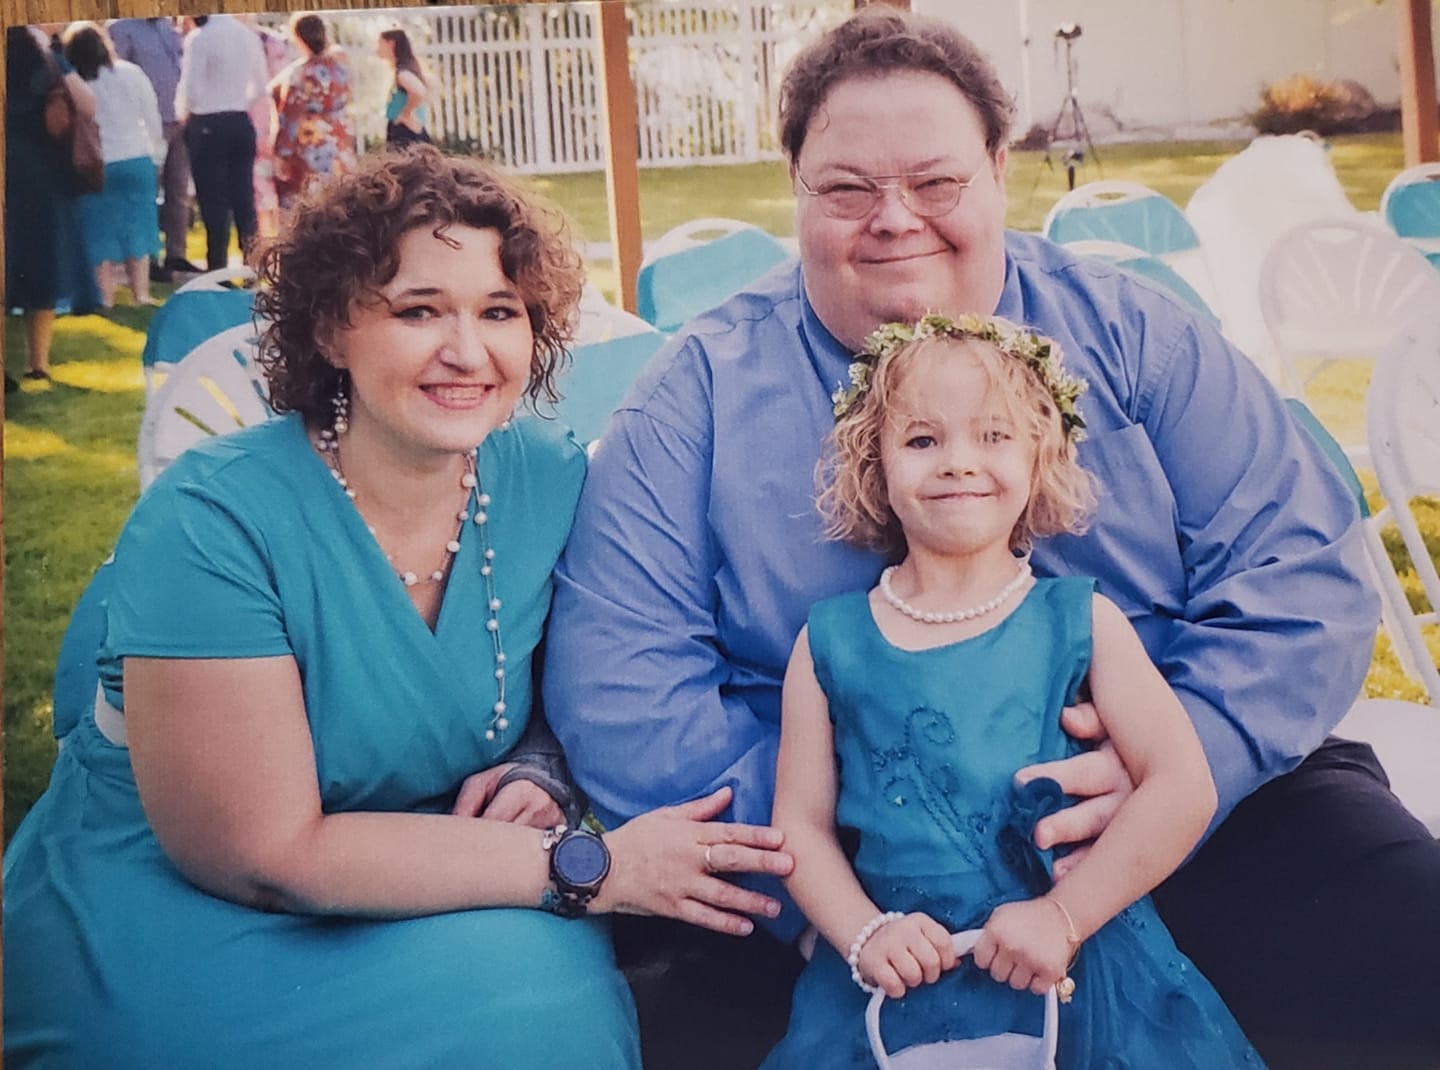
[763,315,1264,1068]
[377,28,431,149]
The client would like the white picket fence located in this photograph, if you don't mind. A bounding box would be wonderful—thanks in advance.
[288,1,847,174]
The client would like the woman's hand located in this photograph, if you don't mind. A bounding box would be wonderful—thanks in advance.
[452,764,564,829]
[594,786,794,936]
[856,912,958,999]
[973,898,1075,995]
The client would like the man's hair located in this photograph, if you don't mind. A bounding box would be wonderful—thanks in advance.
[818,336,1094,557]
[254,146,584,427]
[779,7,1015,162]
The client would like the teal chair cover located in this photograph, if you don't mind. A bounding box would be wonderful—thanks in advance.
[1045,195,1201,256]
[548,330,667,446]
[1284,397,1369,518]
[636,229,791,333]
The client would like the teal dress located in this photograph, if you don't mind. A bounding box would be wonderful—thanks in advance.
[3,414,640,1069]
[763,578,1264,1069]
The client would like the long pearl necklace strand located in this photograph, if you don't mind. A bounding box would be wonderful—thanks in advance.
[879,557,1033,625]
[319,437,511,740]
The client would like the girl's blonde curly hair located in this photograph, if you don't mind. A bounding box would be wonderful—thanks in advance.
[818,334,1096,558]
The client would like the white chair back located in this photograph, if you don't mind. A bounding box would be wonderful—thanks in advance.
[1258,219,1440,463]
[1363,312,1440,704]
[1380,161,1440,267]
[137,333,273,491]
[1186,133,1362,367]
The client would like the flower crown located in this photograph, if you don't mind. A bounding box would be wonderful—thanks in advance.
[831,312,1088,442]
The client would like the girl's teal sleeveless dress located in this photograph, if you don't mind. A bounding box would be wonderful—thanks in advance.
[763,577,1265,1068]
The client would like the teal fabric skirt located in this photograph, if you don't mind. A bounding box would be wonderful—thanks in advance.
[3,718,641,1069]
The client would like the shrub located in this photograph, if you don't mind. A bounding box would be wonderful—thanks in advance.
[1251,74,1387,136]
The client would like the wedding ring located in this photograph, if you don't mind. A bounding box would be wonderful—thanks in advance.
[703,844,716,873]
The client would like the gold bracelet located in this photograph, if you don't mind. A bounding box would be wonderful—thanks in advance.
[1043,894,1081,1004]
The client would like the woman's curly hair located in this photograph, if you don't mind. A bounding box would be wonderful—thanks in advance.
[253,146,584,427]
[818,335,1095,558]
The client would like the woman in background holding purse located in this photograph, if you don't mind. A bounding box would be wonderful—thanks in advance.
[61,22,166,309]
[3,25,100,385]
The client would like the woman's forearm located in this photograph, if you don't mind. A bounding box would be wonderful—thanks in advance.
[204,808,554,917]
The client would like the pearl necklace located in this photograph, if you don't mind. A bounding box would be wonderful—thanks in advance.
[879,557,1033,624]
[319,437,511,740]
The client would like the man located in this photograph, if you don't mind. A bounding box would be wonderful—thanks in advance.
[107,17,200,280]
[173,14,268,271]
[546,9,1439,1070]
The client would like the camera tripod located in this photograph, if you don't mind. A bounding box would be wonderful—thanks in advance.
[1040,32,1100,191]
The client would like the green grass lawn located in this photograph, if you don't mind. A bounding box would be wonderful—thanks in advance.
[4,131,1436,840]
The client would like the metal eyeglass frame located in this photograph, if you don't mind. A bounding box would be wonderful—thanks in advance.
[794,170,977,219]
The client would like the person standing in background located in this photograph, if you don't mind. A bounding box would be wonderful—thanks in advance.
[4,25,100,386]
[174,14,268,271]
[377,28,431,149]
[271,13,356,213]
[62,21,166,308]
[107,16,200,281]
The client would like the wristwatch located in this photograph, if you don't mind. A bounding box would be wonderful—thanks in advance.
[541,825,610,918]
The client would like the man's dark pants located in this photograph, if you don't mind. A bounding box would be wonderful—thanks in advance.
[619,738,1440,1069]
[158,120,194,264]
[183,111,257,272]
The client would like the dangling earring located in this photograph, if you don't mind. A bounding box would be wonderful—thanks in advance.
[317,373,350,452]
[331,377,350,436]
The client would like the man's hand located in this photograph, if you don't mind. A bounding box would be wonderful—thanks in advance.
[1015,702,1135,878]
[451,764,565,829]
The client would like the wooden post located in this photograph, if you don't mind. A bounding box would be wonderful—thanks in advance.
[596,0,643,313]
[1398,0,1439,166]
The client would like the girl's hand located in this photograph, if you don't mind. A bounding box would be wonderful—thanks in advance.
[973,898,1075,995]
[857,912,959,999]
[451,764,564,829]
[593,786,794,936]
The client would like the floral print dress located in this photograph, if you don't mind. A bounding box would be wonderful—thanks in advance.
[272,48,356,212]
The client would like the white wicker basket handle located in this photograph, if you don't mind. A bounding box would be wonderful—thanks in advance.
[865,928,1060,1070]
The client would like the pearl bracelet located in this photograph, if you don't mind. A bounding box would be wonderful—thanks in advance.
[846,910,906,992]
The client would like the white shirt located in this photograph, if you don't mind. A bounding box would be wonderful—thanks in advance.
[93,61,164,165]
[174,15,268,120]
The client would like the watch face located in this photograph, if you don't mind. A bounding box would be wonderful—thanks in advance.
[554,833,609,887]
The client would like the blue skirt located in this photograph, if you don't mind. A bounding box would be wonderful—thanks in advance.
[79,156,160,266]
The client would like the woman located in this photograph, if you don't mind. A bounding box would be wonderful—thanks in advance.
[3,25,100,382]
[61,21,165,308]
[2,148,793,1068]
[271,13,356,212]
[377,27,431,148]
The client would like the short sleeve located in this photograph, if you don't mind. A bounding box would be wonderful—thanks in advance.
[104,474,291,662]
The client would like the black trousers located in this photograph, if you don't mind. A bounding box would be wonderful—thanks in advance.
[618,738,1440,1070]
[183,111,256,271]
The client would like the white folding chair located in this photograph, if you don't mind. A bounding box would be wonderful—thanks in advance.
[140,267,260,404]
[137,330,273,491]
[1042,180,1222,323]
[1257,219,1440,466]
[1185,133,1363,372]
[1380,161,1440,268]
[1361,312,1440,704]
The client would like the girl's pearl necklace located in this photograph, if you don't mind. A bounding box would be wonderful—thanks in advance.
[879,557,1033,625]
[319,437,511,740]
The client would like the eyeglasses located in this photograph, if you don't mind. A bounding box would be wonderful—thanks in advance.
[795,170,976,220]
